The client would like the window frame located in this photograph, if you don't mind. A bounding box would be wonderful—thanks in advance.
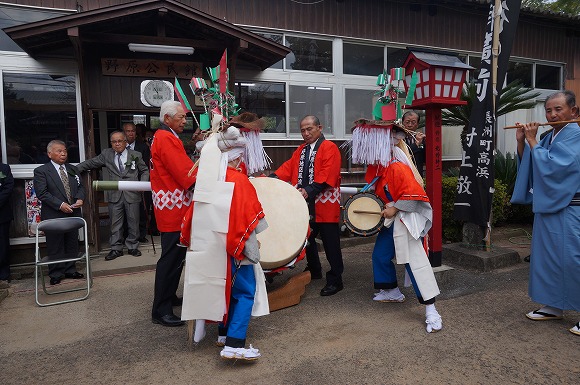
[283,34,335,74]
[0,52,83,178]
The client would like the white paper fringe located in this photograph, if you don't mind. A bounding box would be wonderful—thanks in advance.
[350,127,394,167]
[344,126,424,186]
[242,131,272,174]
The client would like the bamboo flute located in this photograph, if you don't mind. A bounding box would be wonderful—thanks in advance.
[504,119,580,129]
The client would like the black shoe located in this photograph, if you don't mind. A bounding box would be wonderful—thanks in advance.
[320,282,344,296]
[172,296,183,306]
[64,272,84,279]
[152,313,185,327]
[309,272,323,280]
[105,250,123,261]
[138,237,148,243]
[128,249,142,257]
[50,276,62,285]
[524,255,530,262]
[304,266,322,280]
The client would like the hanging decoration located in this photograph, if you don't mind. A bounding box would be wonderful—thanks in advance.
[173,49,241,134]
[342,67,419,167]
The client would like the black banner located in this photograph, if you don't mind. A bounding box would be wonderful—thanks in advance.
[453,0,522,226]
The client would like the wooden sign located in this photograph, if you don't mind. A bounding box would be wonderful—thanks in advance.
[101,58,202,79]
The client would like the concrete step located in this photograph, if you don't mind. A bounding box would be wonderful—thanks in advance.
[443,242,521,272]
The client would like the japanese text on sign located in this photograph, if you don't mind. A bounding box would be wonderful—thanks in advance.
[101,58,202,79]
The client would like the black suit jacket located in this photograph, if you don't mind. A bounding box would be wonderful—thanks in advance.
[405,136,426,176]
[132,141,151,166]
[0,163,14,224]
[33,162,85,220]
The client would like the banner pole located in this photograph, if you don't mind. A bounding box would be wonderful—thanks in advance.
[485,0,502,251]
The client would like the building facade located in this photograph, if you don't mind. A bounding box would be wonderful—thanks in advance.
[1,0,578,258]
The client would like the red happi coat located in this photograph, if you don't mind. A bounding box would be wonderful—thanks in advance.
[179,166,264,260]
[275,140,341,223]
[150,127,197,232]
[366,161,429,205]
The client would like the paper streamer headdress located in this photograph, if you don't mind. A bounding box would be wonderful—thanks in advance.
[345,119,423,185]
[342,67,422,185]
[228,112,271,174]
[347,119,406,166]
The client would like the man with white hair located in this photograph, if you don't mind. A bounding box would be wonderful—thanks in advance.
[150,101,197,327]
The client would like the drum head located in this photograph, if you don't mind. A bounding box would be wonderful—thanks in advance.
[344,192,384,236]
[251,178,310,270]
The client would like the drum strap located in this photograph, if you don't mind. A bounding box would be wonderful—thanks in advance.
[360,176,380,192]
[384,187,394,202]
[231,259,242,286]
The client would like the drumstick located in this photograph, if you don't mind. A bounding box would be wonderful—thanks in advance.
[353,210,382,215]
[504,119,580,129]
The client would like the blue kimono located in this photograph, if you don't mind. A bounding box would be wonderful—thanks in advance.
[511,123,580,311]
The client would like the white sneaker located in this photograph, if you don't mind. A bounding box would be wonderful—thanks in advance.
[426,311,442,333]
[216,336,226,347]
[220,345,261,361]
[373,288,405,303]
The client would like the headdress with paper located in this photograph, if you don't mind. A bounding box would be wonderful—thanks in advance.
[228,112,272,174]
[342,67,422,185]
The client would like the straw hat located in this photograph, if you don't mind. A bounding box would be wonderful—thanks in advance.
[228,112,266,132]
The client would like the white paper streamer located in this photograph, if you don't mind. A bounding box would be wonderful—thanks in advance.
[350,127,393,166]
[241,130,271,174]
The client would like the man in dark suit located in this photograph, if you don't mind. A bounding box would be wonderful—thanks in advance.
[123,122,151,243]
[33,140,85,285]
[77,131,149,260]
[0,161,14,287]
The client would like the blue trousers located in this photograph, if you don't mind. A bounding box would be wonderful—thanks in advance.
[372,226,435,304]
[219,260,256,348]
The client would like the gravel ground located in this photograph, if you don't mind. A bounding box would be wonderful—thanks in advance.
[1,233,578,385]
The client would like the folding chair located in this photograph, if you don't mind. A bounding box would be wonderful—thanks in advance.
[35,217,92,306]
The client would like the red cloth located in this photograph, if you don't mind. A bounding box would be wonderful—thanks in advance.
[365,164,387,202]
[150,128,197,232]
[274,140,342,223]
[225,168,265,259]
[366,162,429,204]
[179,167,264,260]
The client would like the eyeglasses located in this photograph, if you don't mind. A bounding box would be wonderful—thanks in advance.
[111,140,127,144]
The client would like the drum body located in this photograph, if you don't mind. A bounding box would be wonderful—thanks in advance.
[250,178,310,270]
[343,192,384,236]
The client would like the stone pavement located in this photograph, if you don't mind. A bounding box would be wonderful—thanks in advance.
[1,227,578,384]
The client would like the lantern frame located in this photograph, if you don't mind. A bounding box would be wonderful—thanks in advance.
[402,49,473,108]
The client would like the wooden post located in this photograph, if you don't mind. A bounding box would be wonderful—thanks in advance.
[425,107,443,267]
